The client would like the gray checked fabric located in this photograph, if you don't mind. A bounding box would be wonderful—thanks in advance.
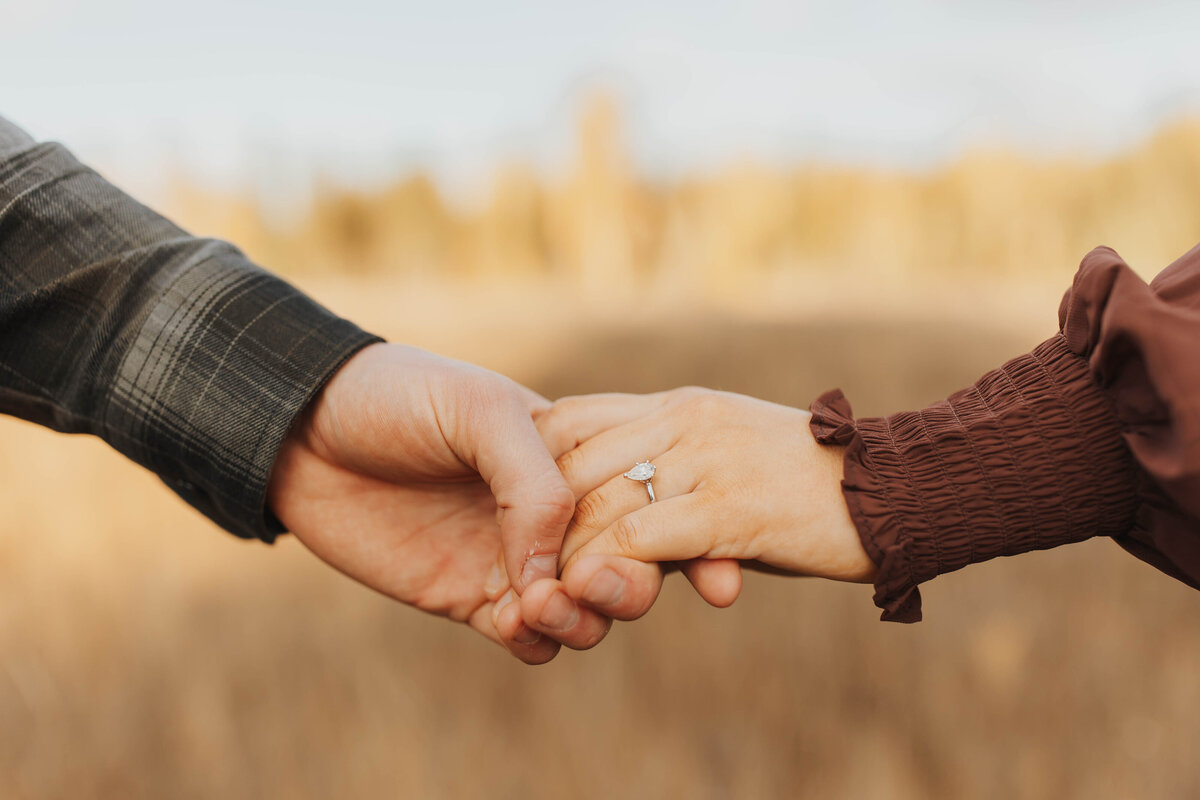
[0,116,381,541]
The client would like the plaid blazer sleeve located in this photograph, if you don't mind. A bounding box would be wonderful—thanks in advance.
[0,116,382,541]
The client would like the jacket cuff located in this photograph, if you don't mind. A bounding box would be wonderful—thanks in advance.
[810,334,1139,622]
[104,247,382,542]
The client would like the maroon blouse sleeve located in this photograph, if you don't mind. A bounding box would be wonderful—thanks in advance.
[810,244,1200,622]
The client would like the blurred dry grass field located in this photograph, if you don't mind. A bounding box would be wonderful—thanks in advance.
[5,98,1200,798]
[3,289,1200,800]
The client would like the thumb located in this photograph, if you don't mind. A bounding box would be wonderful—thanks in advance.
[466,386,575,594]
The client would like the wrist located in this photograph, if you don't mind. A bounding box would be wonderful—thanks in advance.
[810,440,878,583]
[266,342,385,516]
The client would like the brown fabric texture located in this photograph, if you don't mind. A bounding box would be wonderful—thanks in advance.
[811,244,1200,621]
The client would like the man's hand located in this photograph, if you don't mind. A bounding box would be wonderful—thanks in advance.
[265,343,612,664]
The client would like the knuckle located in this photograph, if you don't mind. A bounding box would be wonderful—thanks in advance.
[551,394,586,414]
[665,385,705,406]
[540,395,598,454]
[571,488,610,532]
[609,516,642,558]
[534,400,561,427]
[684,391,725,415]
[554,447,584,485]
[539,425,571,462]
[668,391,719,423]
[542,395,583,430]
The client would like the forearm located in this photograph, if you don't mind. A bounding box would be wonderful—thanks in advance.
[0,116,379,539]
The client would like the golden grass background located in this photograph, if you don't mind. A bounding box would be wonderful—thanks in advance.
[3,95,1200,798]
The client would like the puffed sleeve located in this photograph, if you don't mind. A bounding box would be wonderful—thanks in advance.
[810,245,1200,622]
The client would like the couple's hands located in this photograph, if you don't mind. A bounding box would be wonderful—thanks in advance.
[267,345,873,663]
[518,388,875,635]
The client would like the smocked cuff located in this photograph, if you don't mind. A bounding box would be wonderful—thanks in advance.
[810,333,1139,622]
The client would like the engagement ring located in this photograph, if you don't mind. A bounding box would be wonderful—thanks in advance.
[623,460,657,503]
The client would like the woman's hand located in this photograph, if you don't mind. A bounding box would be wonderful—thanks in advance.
[519,387,875,629]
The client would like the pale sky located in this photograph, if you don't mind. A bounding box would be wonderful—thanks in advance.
[3,0,1199,196]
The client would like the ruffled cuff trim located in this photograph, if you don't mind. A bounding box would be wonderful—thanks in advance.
[810,389,924,623]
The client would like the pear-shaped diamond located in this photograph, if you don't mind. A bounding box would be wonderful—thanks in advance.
[624,461,656,481]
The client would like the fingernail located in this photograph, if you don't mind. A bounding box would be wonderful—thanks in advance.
[484,562,507,597]
[537,591,580,632]
[520,554,558,589]
[492,589,515,625]
[513,625,542,645]
[583,569,624,608]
